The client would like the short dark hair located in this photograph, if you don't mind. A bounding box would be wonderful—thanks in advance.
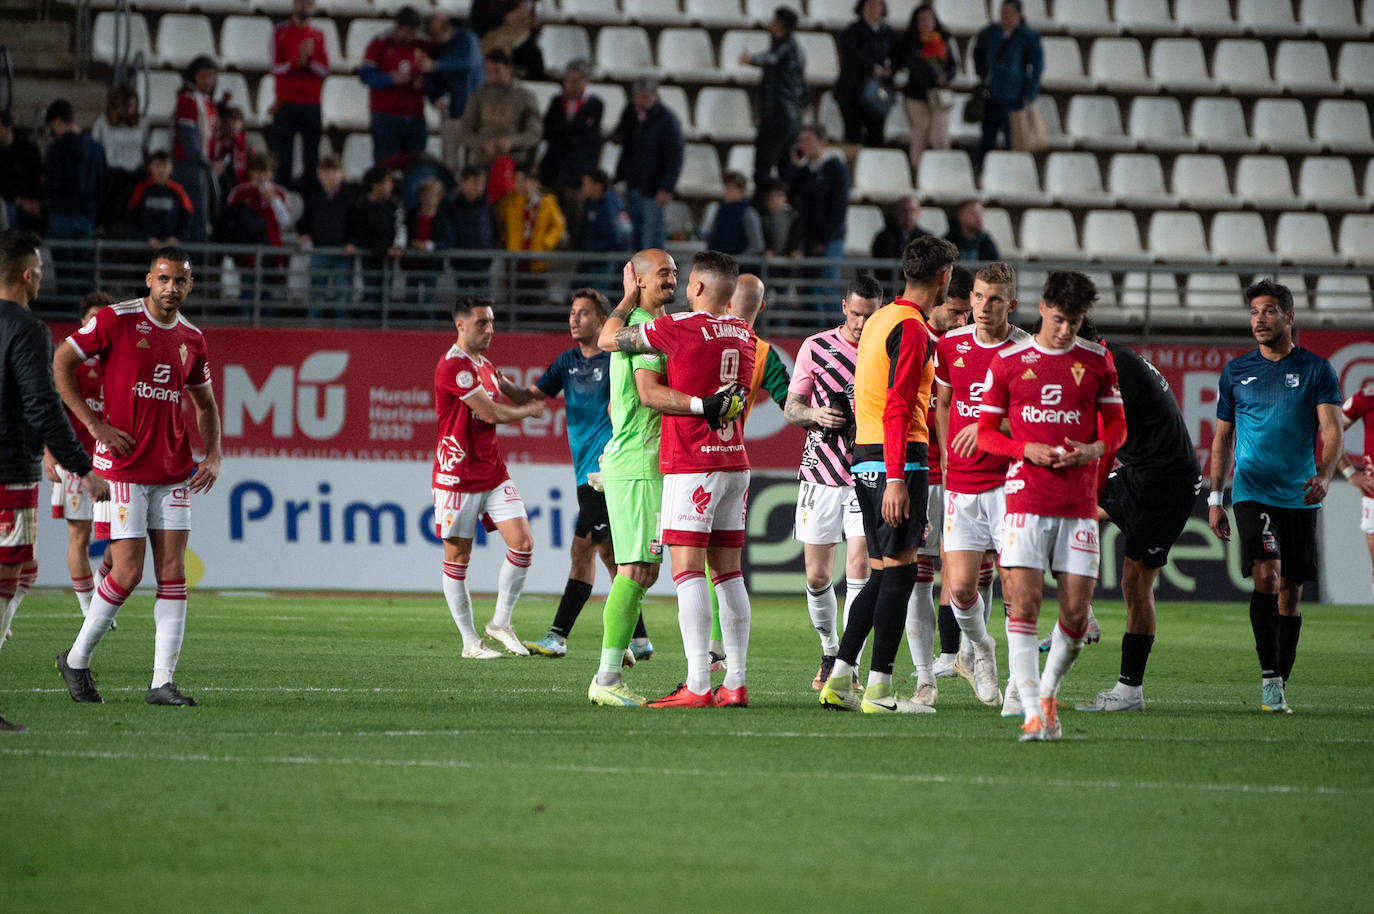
[453,294,493,319]
[900,235,958,285]
[246,151,271,173]
[147,149,172,164]
[1245,277,1295,314]
[722,170,748,190]
[151,245,192,269]
[584,168,610,188]
[692,250,741,286]
[1002,0,1024,13]
[774,6,799,32]
[570,287,610,317]
[853,0,887,15]
[395,5,423,28]
[799,122,827,142]
[485,48,512,65]
[1041,270,1098,319]
[45,98,74,125]
[185,55,217,82]
[848,273,884,301]
[947,264,975,301]
[460,165,486,181]
[318,154,342,171]
[80,291,115,317]
[0,229,42,285]
[362,165,391,192]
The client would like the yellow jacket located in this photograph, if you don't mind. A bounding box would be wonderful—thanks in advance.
[495,190,565,272]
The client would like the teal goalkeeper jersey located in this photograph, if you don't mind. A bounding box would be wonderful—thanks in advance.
[599,308,666,480]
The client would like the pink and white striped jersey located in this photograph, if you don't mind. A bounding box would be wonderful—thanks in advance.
[789,326,858,487]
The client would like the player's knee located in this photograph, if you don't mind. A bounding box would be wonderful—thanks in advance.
[507,534,534,554]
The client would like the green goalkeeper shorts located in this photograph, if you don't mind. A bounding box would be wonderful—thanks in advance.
[603,476,664,566]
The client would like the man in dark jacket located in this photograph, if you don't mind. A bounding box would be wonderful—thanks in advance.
[739,7,805,207]
[448,165,494,290]
[973,0,1044,167]
[835,0,895,146]
[945,198,999,263]
[0,229,108,731]
[347,166,405,309]
[0,110,44,231]
[44,99,107,299]
[540,59,603,247]
[612,78,683,250]
[784,124,848,265]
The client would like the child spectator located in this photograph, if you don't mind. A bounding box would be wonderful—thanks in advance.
[760,180,796,257]
[701,171,764,257]
[404,177,455,314]
[214,106,251,190]
[90,85,148,237]
[299,155,356,312]
[127,150,193,248]
[347,165,405,308]
[221,152,291,310]
[577,168,628,255]
[171,55,221,241]
[447,165,494,289]
[495,166,564,273]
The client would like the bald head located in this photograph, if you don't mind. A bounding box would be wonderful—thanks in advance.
[631,248,677,312]
[729,274,766,327]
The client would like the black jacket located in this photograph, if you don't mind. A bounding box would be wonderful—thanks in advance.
[299,184,357,247]
[612,102,684,196]
[0,299,91,483]
[752,34,806,126]
[539,92,603,190]
[784,151,850,249]
[837,18,895,100]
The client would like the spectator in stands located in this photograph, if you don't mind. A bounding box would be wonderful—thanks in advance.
[458,49,541,173]
[495,165,564,273]
[871,193,928,260]
[44,99,106,298]
[172,55,222,242]
[895,4,957,173]
[473,0,546,81]
[128,151,193,249]
[702,171,764,257]
[784,123,848,269]
[220,152,292,308]
[836,0,896,147]
[973,0,1043,168]
[298,155,356,313]
[214,106,251,190]
[404,177,455,314]
[360,6,435,163]
[425,12,485,172]
[270,0,329,191]
[447,165,494,289]
[348,165,405,307]
[539,58,602,247]
[577,167,628,287]
[612,78,684,251]
[946,198,998,262]
[760,179,797,258]
[0,109,43,231]
[90,85,148,239]
[739,6,805,208]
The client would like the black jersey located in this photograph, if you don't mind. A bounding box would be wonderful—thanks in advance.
[1108,342,1197,473]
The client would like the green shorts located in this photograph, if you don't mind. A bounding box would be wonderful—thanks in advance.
[603,476,664,566]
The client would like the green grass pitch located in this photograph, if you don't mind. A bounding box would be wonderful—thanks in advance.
[1,589,1371,912]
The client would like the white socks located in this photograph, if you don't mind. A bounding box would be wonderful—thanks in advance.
[843,577,866,628]
[1006,616,1041,724]
[806,582,839,654]
[714,572,750,690]
[952,592,989,643]
[491,549,531,628]
[152,579,187,688]
[1040,621,1085,698]
[441,561,480,645]
[674,571,713,694]
[69,576,129,669]
[905,584,935,676]
[73,573,94,616]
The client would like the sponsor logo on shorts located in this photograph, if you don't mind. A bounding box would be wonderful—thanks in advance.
[691,486,712,514]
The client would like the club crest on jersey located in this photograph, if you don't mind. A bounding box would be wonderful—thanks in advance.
[136,320,153,335]
[456,370,475,388]
[179,343,189,365]
[1286,373,1300,388]
[1070,362,1085,385]
[691,486,712,514]
[1021,368,1036,380]
[117,506,128,527]
[136,338,150,349]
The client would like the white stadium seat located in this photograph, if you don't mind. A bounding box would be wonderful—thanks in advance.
[1339,214,1374,263]
[1039,37,1095,93]
[1252,98,1322,154]
[718,30,770,84]
[725,144,755,190]
[589,83,627,137]
[1210,212,1272,262]
[816,91,844,141]
[1313,99,1374,153]
[341,132,373,181]
[1275,212,1342,266]
[658,28,716,82]
[538,24,592,73]
[674,143,724,197]
[795,31,841,85]
[556,0,620,24]
[1122,271,1182,309]
[1127,97,1197,152]
[920,205,949,237]
[931,0,986,32]
[1189,97,1258,153]
[216,73,254,125]
[693,88,755,143]
[1254,274,1312,311]
[525,80,560,119]
[1298,157,1365,210]
[594,26,656,80]
[982,207,1021,259]
[621,0,686,26]
[1019,208,1080,260]
[598,141,620,176]
[1237,0,1299,35]
[1089,37,1156,92]
[656,85,695,138]
[1212,39,1272,94]
[853,148,914,204]
[308,18,344,74]
[1171,154,1237,209]
[1175,0,1243,35]
[743,0,781,26]
[321,76,370,131]
[93,11,151,65]
[255,74,277,125]
[807,0,856,29]
[1314,274,1372,309]
[1083,210,1148,263]
[1056,0,1118,35]
[684,0,743,28]
[1300,0,1365,38]
[1148,211,1212,264]
[1336,42,1374,93]
[137,69,182,125]
[345,19,392,70]
[153,13,214,69]
[1234,155,1297,208]
[845,205,885,255]
[1108,153,1175,208]
[915,149,977,204]
[1273,41,1336,94]
[1183,272,1242,309]
[219,16,274,71]
[1148,38,1216,94]
[980,151,1049,207]
[1044,152,1112,208]
[1064,95,1132,149]
[1114,0,1182,35]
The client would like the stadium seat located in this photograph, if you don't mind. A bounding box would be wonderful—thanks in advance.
[1127,97,1198,152]
[308,18,345,74]
[255,74,276,125]
[1314,99,1374,153]
[538,24,592,73]
[1174,0,1243,35]
[153,14,214,69]
[1147,211,1212,264]
[341,132,373,181]
[1171,154,1237,209]
[845,205,885,255]
[589,83,627,137]
[920,205,949,237]
[1212,39,1272,94]
[853,148,914,204]
[556,0,620,24]
[931,0,986,32]
[621,0,686,26]
[1273,41,1336,94]
[743,0,780,26]
[598,141,620,176]
[1338,214,1374,263]
[982,207,1020,259]
[1122,271,1182,310]
[220,16,274,71]
[1253,98,1322,154]
[1031,96,1071,148]
[1018,208,1080,260]
[1336,42,1374,93]
[1237,0,1299,35]
[1300,0,1365,38]
[138,69,183,125]
[724,144,755,189]
[1084,270,1120,307]
[656,85,695,138]
[1089,37,1156,92]
[1189,97,1258,153]
[883,101,911,144]
[947,94,982,144]
[1083,210,1148,263]
[1148,38,1217,93]
[1313,274,1372,309]
[657,28,716,82]
[1044,152,1112,207]
[675,143,724,197]
[1210,212,1272,262]
[1234,155,1298,208]
[693,88,755,143]
[816,91,845,141]
[684,0,742,27]
[594,26,656,80]
[718,30,770,84]
[1183,271,1243,308]
[1064,95,1133,149]
[92,11,152,66]
[1039,37,1095,93]
[1017,267,1049,306]
[345,19,392,70]
[525,80,560,119]
[1299,157,1365,210]
[1114,0,1183,35]
[805,0,854,29]
[1275,212,1343,266]
[1253,273,1312,310]
[217,73,255,125]
[980,151,1049,207]
[796,31,841,85]
[1056,0,1119,35]
[322,76,370,131]
[915,150,977,204]
[1108,153,1175,208]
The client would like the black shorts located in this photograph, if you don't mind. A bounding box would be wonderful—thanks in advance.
[1233,500,1320,583]
[575,484,612,542]
[855,467,929,560]
[1100,465,1201,569]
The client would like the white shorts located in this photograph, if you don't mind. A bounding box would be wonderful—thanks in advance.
[794,480,864,545]
[999,512,1100,579]
[918,483,945,557]
[434,480,528,541]
[943,487,1007,554]
[0,482,39,563]
[96,481,192,540]
[51,468,94,522]
[660,470,749,549]
[1362,496,1373,535]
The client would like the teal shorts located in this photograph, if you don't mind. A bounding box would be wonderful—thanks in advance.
[603,476,664,566]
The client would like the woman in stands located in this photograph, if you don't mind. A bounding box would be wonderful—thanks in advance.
[836,0,896,147]
[895,4,958,173]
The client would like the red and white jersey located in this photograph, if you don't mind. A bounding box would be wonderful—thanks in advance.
[1342,379,1374,473]
[66,351,104,456]
[789,325,858,487]
[925,323,943,485]
[172,89,217,162]
[433,344,508,494]
[642,310,757,474]
[980,336,1121,519]
[936,324,1031,494]
[67,299,211,485]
